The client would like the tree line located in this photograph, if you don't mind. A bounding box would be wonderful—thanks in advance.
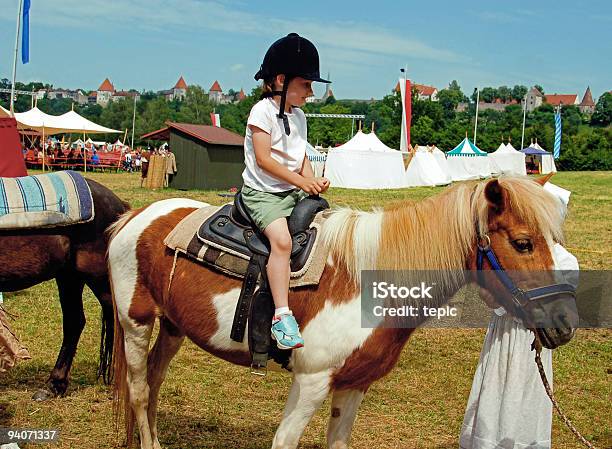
[1,79,610,171]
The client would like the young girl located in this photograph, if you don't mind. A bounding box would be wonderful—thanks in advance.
[241,33,330,350]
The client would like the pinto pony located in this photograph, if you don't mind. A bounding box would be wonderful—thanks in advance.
[0,178,129,399]
[109,177,576,449]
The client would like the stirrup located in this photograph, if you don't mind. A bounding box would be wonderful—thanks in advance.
[250,352,268,377]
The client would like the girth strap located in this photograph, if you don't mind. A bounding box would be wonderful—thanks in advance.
[230,254,268,342]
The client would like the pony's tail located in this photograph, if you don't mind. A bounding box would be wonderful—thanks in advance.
[108,209,139,448]
[97,306,114,384]
[111,277,135,448]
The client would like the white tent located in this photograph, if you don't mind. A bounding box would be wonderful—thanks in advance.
[13,107,67,134]
[58,110,121,134]
[0,104,9,117]
[532,141,557,174]
[306,142,326,177]
[431,146,452,180]
[403,145,451,187]
[325,131,405,189]
[446,137,492,181]
[489,142,526,176]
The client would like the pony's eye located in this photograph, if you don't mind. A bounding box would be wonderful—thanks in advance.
[512,239,533,253]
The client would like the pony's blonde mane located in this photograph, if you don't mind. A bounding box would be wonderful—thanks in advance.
[321,177,564,286]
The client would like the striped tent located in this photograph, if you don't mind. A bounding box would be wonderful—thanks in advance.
[445,137,491,180]
[306,142,326,177]
[446,137,487,157]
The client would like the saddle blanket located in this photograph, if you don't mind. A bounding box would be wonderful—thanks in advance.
[164,205,329,288]
[0,170,94,230]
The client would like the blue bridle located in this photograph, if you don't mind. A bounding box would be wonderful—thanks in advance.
[476,234,576,312]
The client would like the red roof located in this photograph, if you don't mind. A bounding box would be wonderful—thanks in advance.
[238,88,246,101]
[545,94,577,106]
[98,78,115,92]
[209,81,222,92]
[580,87,595,106]
[174,76,188,90]
[414,84,437,96]
[141,122,244,146]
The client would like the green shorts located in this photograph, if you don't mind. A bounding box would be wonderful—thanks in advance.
[241,185,307,231]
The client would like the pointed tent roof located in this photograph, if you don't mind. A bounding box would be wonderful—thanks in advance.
[335,130,397,152]
[0,104,9,117]
[237,88,246,101]
[447,137,487,157]
[209,80,222,92]
[98,78,115,92]
[174,76,188,90]
[580,87,595,106]
[493,143,509,153]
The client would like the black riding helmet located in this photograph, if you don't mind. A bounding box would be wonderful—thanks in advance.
[255,33,330,135]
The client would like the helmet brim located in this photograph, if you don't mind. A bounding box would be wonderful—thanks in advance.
[303,75,331,83]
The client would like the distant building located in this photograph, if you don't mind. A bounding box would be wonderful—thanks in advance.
[96,78,115,106]
[237,88,246,102]
[393,82,438,101]
[209,80,224,103]
[525,86,544,112]
[159,76,188,101]
[545,93,579,108]
[579,87,595,114]
[111,90,141,103]
[45,88,89,105]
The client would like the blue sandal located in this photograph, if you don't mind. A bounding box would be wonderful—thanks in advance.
[271,313,304,350]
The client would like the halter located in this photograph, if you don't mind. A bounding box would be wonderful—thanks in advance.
[476,234,576,317]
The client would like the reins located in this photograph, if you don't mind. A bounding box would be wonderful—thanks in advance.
[531,337,599,449]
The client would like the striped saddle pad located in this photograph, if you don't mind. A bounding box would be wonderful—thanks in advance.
[0,170,94,230]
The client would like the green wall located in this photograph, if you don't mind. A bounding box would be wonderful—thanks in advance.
[169,130,244,190]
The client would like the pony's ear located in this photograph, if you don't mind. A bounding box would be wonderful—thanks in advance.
[534,173,554,186]
[484,179,505,214]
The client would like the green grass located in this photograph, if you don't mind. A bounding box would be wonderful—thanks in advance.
[0,170,610,448]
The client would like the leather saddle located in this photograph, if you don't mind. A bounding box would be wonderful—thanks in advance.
[197,191,329,373]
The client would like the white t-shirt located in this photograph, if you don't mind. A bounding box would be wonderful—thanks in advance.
[242,98,307,192]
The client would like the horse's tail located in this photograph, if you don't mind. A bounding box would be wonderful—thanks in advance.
[108,210,140,448]
[111,290,136,448]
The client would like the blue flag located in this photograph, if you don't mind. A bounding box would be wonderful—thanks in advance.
[553,110,562,159]
[21,0,31,64]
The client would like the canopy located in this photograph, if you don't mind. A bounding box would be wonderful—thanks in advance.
[325,131,405,189]
[431,145,452,178]
[489,142,526,176]
[57,110,121,134]
[403,145,451,187]
[12,107,67,134]
[0,104,9,118]
[445,137,491,180]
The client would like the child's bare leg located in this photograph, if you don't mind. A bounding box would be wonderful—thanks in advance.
[263,218,292,310]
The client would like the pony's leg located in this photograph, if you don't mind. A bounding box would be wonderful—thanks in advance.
[147,318,185,449]
[85,277,115,383]
[36,272,86,399]
[271,370,331,449]
[122,319,155,449]
[326,389,365,449]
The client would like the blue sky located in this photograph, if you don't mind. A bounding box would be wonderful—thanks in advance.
[1,0,610,101]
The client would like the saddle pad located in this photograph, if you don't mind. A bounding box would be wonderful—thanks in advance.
[0,170,94,230]
[164,205,329,288]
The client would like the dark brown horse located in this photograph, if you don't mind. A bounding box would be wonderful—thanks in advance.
[0,177,128,399]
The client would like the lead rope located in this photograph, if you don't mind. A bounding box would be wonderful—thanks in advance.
[532,338,598,449]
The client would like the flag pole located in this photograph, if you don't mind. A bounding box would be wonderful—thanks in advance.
[10,0,24,116]
[473,88,480,145]
[131,94,137,150]
[521,95,527,150]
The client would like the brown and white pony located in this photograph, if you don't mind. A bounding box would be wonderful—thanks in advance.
[109,176,575,449]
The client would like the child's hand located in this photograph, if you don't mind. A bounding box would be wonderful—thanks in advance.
[316,177,330,193]
[300,177,324,195]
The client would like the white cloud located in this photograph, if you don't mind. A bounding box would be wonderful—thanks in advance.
[230,63,244,72]
[0,0,460,63]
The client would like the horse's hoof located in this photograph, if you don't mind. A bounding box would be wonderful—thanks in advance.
[32,388,55,401]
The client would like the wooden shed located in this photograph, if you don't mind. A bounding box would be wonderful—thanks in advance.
[142,122,244,190]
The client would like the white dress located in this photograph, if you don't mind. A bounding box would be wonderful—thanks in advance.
[460,244,579,449]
